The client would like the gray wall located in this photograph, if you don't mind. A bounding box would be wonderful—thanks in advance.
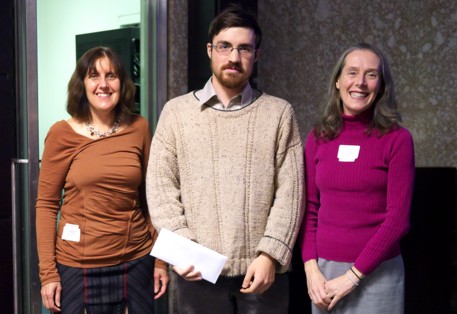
[257,0,457,168]
[168,0,457,168]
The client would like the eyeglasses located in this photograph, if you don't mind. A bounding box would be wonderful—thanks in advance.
[211,43,256,57]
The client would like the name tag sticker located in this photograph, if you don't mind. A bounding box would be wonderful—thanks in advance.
[62,223,81,242]
[337,145,360,162]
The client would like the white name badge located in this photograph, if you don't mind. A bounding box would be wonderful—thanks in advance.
[62,223,81,242]
[337,145,360,162]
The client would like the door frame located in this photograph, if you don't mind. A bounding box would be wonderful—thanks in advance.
[14,0,40,313]
[142,0,168,129]
[13,0,167,312]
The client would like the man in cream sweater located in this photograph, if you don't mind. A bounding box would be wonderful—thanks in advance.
[146,5,304,313]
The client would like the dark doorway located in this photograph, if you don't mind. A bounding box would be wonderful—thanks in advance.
[0,0,17,313]
[187,0,258,92]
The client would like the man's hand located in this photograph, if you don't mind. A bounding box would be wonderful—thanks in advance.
[41,282,62,312]
[172,265,202,281]
[240,253,276,294]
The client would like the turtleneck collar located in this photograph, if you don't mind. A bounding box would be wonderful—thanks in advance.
[341,108,373,131]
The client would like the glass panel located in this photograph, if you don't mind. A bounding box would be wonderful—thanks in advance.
[34,0,169,313]
[35,1,151,313]
[37,0,141,157]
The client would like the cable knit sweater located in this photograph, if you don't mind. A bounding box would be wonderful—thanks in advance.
[300,112,415,275]
[146,91,304,276]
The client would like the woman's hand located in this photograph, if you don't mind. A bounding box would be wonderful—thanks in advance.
[41,282,62,312]
[153,267,170,299]
[323,270,360,311]
[304,260,331,310]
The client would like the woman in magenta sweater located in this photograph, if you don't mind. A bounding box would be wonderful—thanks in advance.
[300,43,415,313]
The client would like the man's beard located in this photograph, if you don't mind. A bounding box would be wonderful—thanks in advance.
[212,62,250,89]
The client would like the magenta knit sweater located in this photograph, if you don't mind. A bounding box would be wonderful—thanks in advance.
[300,112,415,275]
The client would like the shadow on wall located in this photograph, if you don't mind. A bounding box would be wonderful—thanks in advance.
[289,167,457,314]
[401,167,456,314]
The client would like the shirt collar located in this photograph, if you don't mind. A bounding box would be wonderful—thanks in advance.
[195,77,254,110]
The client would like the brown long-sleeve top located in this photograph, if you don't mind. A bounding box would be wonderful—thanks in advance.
[36,114,164,286]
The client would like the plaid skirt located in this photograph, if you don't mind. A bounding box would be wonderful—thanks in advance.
[57,254,155,314]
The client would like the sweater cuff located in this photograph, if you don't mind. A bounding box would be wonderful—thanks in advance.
[154,258,168,269]
[40,273,61,287]
[256,236,292,267]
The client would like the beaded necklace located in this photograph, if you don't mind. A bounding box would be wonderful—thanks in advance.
[85,119,120,137]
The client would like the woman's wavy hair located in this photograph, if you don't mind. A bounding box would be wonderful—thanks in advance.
[66,46,136,122]
[315,42,402,139]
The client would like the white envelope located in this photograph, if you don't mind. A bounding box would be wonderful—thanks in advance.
[150,228,227,284]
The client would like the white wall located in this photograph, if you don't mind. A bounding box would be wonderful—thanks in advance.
[37,0,140,157]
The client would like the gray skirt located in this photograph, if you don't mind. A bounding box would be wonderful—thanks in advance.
[312,255,404,314]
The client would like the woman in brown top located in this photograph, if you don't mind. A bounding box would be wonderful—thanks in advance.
[36,46,169,313]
